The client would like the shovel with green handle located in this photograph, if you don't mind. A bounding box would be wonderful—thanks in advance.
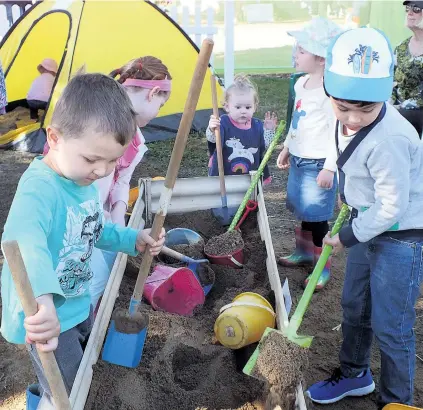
[228,120,286,232]
[243,203,350,376]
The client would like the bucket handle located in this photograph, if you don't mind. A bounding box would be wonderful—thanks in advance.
[229,256,243,268]
[219,301,276,317]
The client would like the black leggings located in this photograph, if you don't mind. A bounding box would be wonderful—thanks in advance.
[27,99,47,120]
[398,108,423,138]
[301,221,329,247]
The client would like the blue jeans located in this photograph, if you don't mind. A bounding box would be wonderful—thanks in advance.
[340,235,423,406]
[286,155,337,222]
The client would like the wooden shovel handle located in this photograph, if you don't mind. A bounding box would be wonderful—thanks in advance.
[2,240,71,410]
[132,38,214,303]
[210,75,226,198]
[161,245,184,262]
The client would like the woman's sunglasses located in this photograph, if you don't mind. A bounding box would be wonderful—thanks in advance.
[406,4,422,13]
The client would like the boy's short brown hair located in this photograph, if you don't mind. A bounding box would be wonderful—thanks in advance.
[51,73,137,146]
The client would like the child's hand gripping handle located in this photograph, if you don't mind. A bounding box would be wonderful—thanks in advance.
[131,39,214,311]
[2,240,71,410]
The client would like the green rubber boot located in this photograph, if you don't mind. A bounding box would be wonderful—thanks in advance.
[304,245,332,290]
[278,227,314,267]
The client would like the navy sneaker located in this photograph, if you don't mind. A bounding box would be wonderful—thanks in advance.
[306,367,375,404]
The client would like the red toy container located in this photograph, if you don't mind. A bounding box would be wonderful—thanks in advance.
[144,264,205,316]
[205,247,244,269]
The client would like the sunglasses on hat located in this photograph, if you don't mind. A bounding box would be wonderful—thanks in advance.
[406,4,422,13]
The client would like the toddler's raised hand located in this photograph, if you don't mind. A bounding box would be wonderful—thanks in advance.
[136,228,166,255]
[316,169,334,189]
[276,147,290,170]
[264,112,277,130]
[24,294,60,352]
[208,115,220,132]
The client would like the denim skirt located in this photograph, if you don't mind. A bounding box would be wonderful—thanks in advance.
[286,155,337,222]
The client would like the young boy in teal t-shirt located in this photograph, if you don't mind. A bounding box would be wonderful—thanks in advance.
[1,73,165,408]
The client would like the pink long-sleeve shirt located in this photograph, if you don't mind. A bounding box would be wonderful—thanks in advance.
[27,73,55,102]
[98,129,147,221]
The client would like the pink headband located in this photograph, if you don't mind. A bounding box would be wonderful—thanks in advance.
[123,78,172,92]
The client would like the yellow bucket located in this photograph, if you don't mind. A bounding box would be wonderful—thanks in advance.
[128,187,139,208]
[383,405,423,410]
[214,292,276,349]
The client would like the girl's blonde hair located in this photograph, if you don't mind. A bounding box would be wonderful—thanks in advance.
[224,74,259,106]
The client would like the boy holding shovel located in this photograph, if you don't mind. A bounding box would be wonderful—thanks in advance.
[0,73,165,408]
[306,27,423,408]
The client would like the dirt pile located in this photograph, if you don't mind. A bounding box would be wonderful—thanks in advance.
[205,230,244,256]
[251,331,308,410]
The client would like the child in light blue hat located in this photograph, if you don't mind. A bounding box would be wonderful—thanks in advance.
[307,27,423,409]
[277,17,342,290]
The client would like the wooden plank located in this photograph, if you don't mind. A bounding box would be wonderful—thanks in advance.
[256,181,289,331]
[296,382,308,410]
[256,181,307,409]
[69,182,146,409]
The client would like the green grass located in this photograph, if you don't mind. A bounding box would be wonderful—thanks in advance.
[214,46,294,75]
[136,76,290,180]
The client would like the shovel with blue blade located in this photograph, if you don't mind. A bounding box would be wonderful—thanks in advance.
[101,38,214,368]
[161,245,213,296]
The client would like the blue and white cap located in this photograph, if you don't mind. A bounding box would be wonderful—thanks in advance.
[324,27,394,102]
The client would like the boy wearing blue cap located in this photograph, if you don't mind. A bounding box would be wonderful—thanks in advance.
[306,27,423,408]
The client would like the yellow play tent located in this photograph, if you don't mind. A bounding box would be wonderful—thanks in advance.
[0,0,223,152]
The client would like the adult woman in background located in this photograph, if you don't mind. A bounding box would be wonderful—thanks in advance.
[391,1,423,137]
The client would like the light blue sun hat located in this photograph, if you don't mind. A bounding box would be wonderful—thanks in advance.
[324,27,394,102]
[287,17,343,58]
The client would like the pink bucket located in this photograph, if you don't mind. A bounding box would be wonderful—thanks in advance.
[143,265,205,316]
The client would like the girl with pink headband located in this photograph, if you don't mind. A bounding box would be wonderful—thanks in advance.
[43,56,172,313]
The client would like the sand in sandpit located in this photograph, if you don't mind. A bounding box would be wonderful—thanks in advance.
[87,210,270,409]
[196,264,215,286]
[251,331,309,410]
[0,107,34,134]
[205,230,244,256]
[113,308,149,334]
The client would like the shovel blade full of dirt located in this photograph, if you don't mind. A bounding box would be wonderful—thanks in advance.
[101,38,214,369]
[243,204,350,378]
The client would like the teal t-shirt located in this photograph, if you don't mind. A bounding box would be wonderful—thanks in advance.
[0,157,138,344]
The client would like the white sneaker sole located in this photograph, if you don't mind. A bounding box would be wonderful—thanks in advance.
[306,381,376,404]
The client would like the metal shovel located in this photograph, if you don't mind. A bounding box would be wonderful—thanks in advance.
[161,245,209,267]
[243,204,350,377]
[101,38,214,368]
[210,75,233,226]
[2,240,71,410]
